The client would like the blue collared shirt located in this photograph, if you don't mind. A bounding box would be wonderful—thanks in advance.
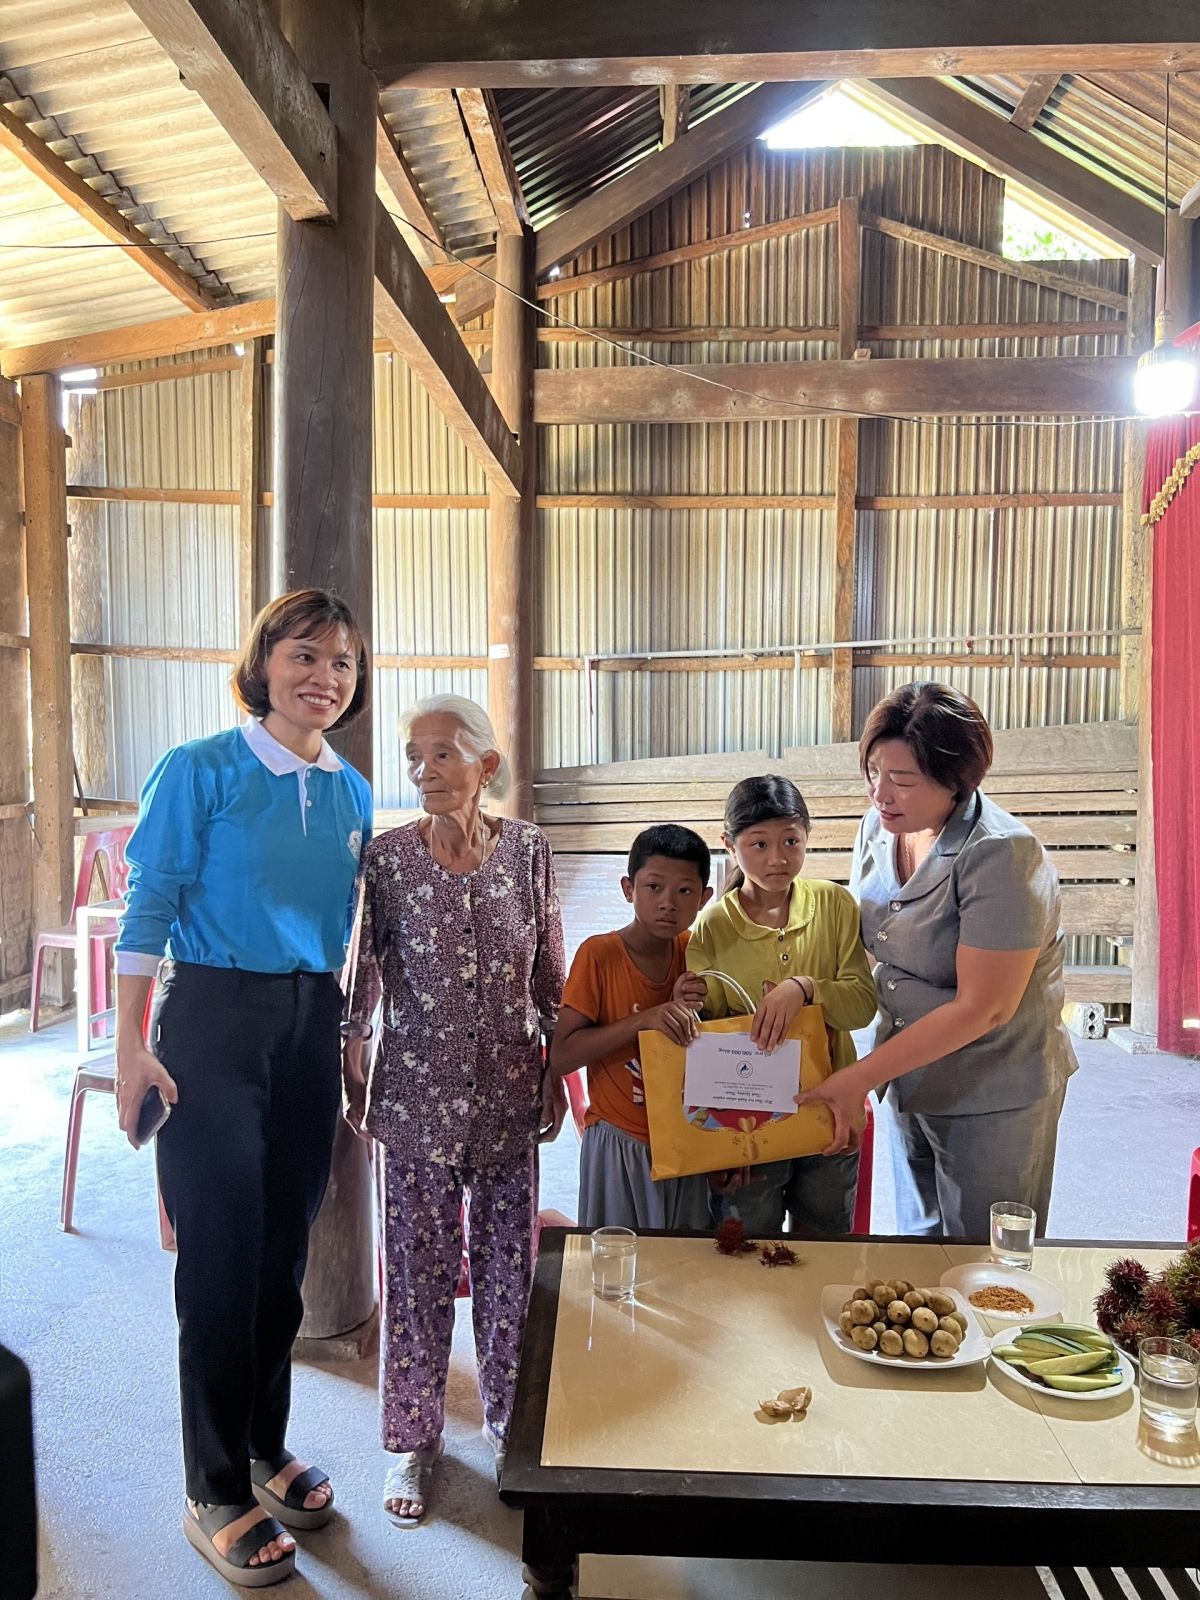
[115,720,373,976]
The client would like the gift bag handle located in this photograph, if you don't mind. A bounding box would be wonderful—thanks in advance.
[692,969,757,1015]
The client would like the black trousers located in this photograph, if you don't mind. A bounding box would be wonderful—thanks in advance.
[154,962,343,1505]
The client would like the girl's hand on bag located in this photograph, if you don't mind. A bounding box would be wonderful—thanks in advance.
[672,971,708,1010]
[707,1166,753,1196]
[795,1070,867,1155]
[645,999,701,1046]
[115,1040,178,1148]
[341,1037,372,1143]
[750,977,808,1053]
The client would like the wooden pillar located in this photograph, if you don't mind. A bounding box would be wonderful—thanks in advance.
[237,337,264,645]
[487,228,536,819]
[0,380,32,1011]
[274,0,376,781]
[275,0,376,1346]
[830,196,860,745]
[22,373,75,1004]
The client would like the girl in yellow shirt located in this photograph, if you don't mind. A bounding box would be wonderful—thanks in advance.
[686,774,878,1235]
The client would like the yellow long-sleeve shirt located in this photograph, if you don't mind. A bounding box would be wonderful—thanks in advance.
[686,877,878,1070]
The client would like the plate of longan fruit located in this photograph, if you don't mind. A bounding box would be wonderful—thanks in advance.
[820,1277,989,1368]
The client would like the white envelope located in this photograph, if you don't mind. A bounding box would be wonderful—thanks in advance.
[682,1032,802,1115]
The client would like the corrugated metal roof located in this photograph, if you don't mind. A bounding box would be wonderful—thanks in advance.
[378,87,497,256]
[953,71,1200,214]
[495,84,759,232]
[0,0,277,343]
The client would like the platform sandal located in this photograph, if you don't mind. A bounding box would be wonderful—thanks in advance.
[250,1451,334,1531]
[183,1500,296,1588]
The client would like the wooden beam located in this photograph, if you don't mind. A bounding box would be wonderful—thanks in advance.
[831,197,860,743]
[374,201,522,497]
[237,341,263,644]
[862,213,1131,308]
[2,300,277,378]
[1120,256,1156,723]
[533,355,1138,423]
[660,85,690,146]
[487,230,537,818]
[1009,73,1061,131]
[124,0,337,221]
[1180,177,1200,225]
[536,207,840,300]
[363,3,1200,87]
[71,642,239,663]
[453,82,830,323]
[376,111,448,265]
[461,319,1126,347]
[0,103,217,313]
[865,78,1165,263]
[456,88,527,235]
[22,374,75,1002]
[66,485,240,505]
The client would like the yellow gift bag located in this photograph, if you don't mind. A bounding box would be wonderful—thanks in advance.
[638,1007,836,1182]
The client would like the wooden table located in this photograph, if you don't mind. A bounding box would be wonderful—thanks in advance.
[501,1231,1200,1597]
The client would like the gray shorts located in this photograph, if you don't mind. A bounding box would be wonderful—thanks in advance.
[577,1119,713,1232]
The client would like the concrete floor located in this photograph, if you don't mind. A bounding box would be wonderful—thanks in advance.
[3,967,1198,1596]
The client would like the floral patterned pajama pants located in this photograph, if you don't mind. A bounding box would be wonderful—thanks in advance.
[378,1146,538,1454]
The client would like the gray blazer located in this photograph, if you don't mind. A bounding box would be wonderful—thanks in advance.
[851,791,1078,1116]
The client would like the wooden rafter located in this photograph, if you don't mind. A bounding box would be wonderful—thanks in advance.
[533,355,1138,422]
[1009,74,1061,131]
[455,88,527,235]
[373,199,522,496]
[865,78,1164,262]
[1,301,278,377]
[376,111,448,265]
[0,102,217,312]
[124,0,337,221]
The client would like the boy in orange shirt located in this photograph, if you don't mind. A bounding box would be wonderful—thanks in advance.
[550,825,714,1230]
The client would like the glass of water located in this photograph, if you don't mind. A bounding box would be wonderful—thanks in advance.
[1139,1337,1200,1434]
[990,1201,1036,1269]
[591,1227,636,1302]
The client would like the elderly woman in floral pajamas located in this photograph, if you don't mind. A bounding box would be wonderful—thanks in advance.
[342,694,564,1526]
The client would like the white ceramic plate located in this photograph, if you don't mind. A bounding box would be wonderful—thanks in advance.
[820,1283,990,1370]
[939,1261,1065,1324]
[988,1326,1136,1403]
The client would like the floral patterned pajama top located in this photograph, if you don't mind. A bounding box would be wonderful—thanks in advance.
[348,818,566,1167]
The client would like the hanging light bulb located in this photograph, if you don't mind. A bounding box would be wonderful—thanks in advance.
[1134,312,1198,417]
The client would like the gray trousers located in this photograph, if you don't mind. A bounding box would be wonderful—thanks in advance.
[714,1153,859,1236]
[892,1083,1067,1240]
[578,1120,713,1232]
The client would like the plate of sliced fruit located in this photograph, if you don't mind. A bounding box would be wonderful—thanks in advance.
[988,1323,1136,1402]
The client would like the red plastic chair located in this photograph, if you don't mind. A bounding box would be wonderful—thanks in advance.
[1189,1149,1200,1243]
[31,825,133,1033]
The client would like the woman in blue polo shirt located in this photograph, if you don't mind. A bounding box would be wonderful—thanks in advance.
[114,589,372,1588]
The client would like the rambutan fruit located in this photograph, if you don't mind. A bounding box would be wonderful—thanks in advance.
[1141,1281,1184,1330]
[1112,1312,1151,1356]
[1093,1287,1128,1333]
[1104,1256,1150,1305]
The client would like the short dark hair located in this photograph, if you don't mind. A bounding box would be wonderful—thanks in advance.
[233,589,369,730]
[859,682,993,801]
[724,774,812,838]
[628,824,711,886]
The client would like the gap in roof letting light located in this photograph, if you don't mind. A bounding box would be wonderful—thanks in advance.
[762,84,1100,262]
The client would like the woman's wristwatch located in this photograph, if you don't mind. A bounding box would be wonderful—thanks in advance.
[340,1020,373,1039]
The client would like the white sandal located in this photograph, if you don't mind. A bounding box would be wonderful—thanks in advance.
[383,1437,444,1528]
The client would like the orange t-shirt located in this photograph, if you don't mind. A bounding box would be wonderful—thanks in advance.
[561,929,690,1143]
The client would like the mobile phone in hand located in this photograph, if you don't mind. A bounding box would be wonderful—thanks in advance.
[134,1085,171,1148]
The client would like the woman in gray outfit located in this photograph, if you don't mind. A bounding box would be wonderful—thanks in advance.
[798,682,1077,1238]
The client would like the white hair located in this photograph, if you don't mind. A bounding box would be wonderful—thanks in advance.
[398,693,512,801]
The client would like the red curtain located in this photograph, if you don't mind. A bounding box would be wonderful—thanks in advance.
[1147,411,1200,1055]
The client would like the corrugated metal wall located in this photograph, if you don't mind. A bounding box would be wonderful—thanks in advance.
[534,143,1127,765]
[73,143,1129,805]
[372,350,489,808]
